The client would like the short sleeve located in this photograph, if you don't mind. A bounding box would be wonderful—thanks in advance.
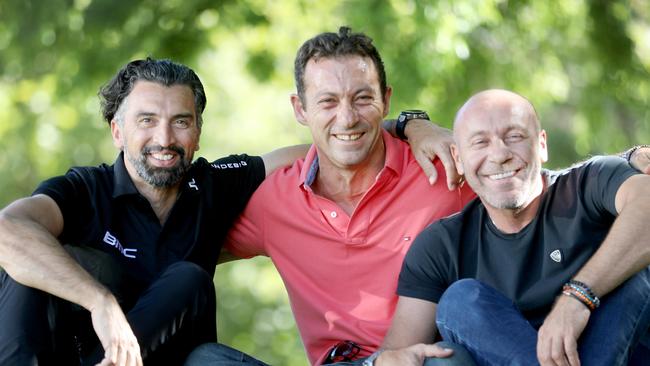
[224,181,270,259]
[397,221,455,303]
[208,154,265,205]
[579,156,639,217]
[32,170,92,242]
[209,154,267,258]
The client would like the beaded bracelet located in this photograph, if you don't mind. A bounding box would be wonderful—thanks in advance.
[562,289,595,311]
[561,280,600,311]
[568,280,600,305]
[562,286,596,311]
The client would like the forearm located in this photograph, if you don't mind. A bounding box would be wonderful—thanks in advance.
[0,210,111,311]
[383,118,434,140]
[261,144,309,177]
[572,176,650,297]
[381,297,438,349]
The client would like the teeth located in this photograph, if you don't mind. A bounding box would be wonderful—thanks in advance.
[151,153,174,161]
[489,171,516,180]
[335,133,362,141]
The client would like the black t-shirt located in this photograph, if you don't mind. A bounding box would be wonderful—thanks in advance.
[34,152,265,286]
[397,156,638,326]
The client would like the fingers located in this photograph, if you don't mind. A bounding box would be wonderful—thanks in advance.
[538,335,579,366]
[412,142,459,189]
[99,340,141,366]
[108,343,118,364]
[434,147,461,190]
[550,336,570,366]
[414,151,439,186]
[564,337,580,366]
[423,343,454,358]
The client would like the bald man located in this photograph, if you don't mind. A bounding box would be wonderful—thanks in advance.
[376,90,650,366]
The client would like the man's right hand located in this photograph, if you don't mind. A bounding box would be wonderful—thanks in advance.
[376,343,453,366]
[629,146,650,174]
[91,292,143,366]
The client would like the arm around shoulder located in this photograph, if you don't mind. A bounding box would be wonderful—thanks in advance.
[261,144,309,178]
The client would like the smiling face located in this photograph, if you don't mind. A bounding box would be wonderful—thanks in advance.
[451,90,548,212]
[111,80,200,188]
[291,55,391,172]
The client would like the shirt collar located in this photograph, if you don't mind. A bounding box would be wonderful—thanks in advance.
[112,152,140,198]
[299,129,404,188]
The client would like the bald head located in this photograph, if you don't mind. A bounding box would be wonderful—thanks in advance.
[449,89,548,215]
[453,89,540,143]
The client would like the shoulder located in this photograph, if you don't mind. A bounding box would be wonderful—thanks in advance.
[36,163,113,195]
[200,154,264,174]
[409,199,481,255]
[546,155,638,190]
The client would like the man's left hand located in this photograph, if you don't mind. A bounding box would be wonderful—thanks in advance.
[404,119,461,190]
[536,295,590,366]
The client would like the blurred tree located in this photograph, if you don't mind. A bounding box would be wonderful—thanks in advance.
[0,0,648,364]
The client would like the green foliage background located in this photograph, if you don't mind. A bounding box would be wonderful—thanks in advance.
[1,0,648,364]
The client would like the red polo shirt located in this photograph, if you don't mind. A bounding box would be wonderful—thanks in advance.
[226,131,475,365]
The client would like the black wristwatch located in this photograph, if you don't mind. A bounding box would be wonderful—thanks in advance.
[395,110,430,140]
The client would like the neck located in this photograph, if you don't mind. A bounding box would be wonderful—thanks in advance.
[125,165,180,226]
[135,181,179,225]
[484,175,545,234]
[312,146,386,216]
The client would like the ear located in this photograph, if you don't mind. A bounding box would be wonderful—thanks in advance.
[538,129,548,163]
[382,86,393,117]
[111,120,124,150]
[290,93,308,126]
[450,143,464,176]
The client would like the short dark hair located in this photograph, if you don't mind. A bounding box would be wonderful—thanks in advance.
[294,26,387,105]
[99,57,207,128]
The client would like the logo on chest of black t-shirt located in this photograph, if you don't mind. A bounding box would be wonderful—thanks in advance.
[549,249,562,263]
[103,231,138,259]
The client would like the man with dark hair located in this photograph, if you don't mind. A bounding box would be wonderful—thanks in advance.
[0,57,307,365]
[185,27,476,366]
[379,89,650,365]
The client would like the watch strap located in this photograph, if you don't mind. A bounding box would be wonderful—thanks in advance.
[395,110,429,140]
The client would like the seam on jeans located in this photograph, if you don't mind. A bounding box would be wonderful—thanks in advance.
[615,283,650,365]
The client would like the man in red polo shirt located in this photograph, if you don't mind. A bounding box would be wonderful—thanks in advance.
[186,27,475,366]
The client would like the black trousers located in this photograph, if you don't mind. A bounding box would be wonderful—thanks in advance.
[0,248,216,366]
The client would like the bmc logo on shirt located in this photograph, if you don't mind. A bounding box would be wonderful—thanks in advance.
[103,231,138,259]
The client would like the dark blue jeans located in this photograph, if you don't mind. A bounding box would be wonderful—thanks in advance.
[0,248,216,366]
[184,341,476,365]
[436,268,650,366]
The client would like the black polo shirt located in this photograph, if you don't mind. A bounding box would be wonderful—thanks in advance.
[33,152,265,286]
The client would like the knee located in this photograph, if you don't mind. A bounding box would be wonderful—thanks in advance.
[162,261,213,291]
[437,279,484,321]
[184,343,241,365]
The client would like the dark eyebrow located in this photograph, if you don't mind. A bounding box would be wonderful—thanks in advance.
[135,111,156,118]
[354,86,374,95]
[171,113,194,120]
[134,111,194,120]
